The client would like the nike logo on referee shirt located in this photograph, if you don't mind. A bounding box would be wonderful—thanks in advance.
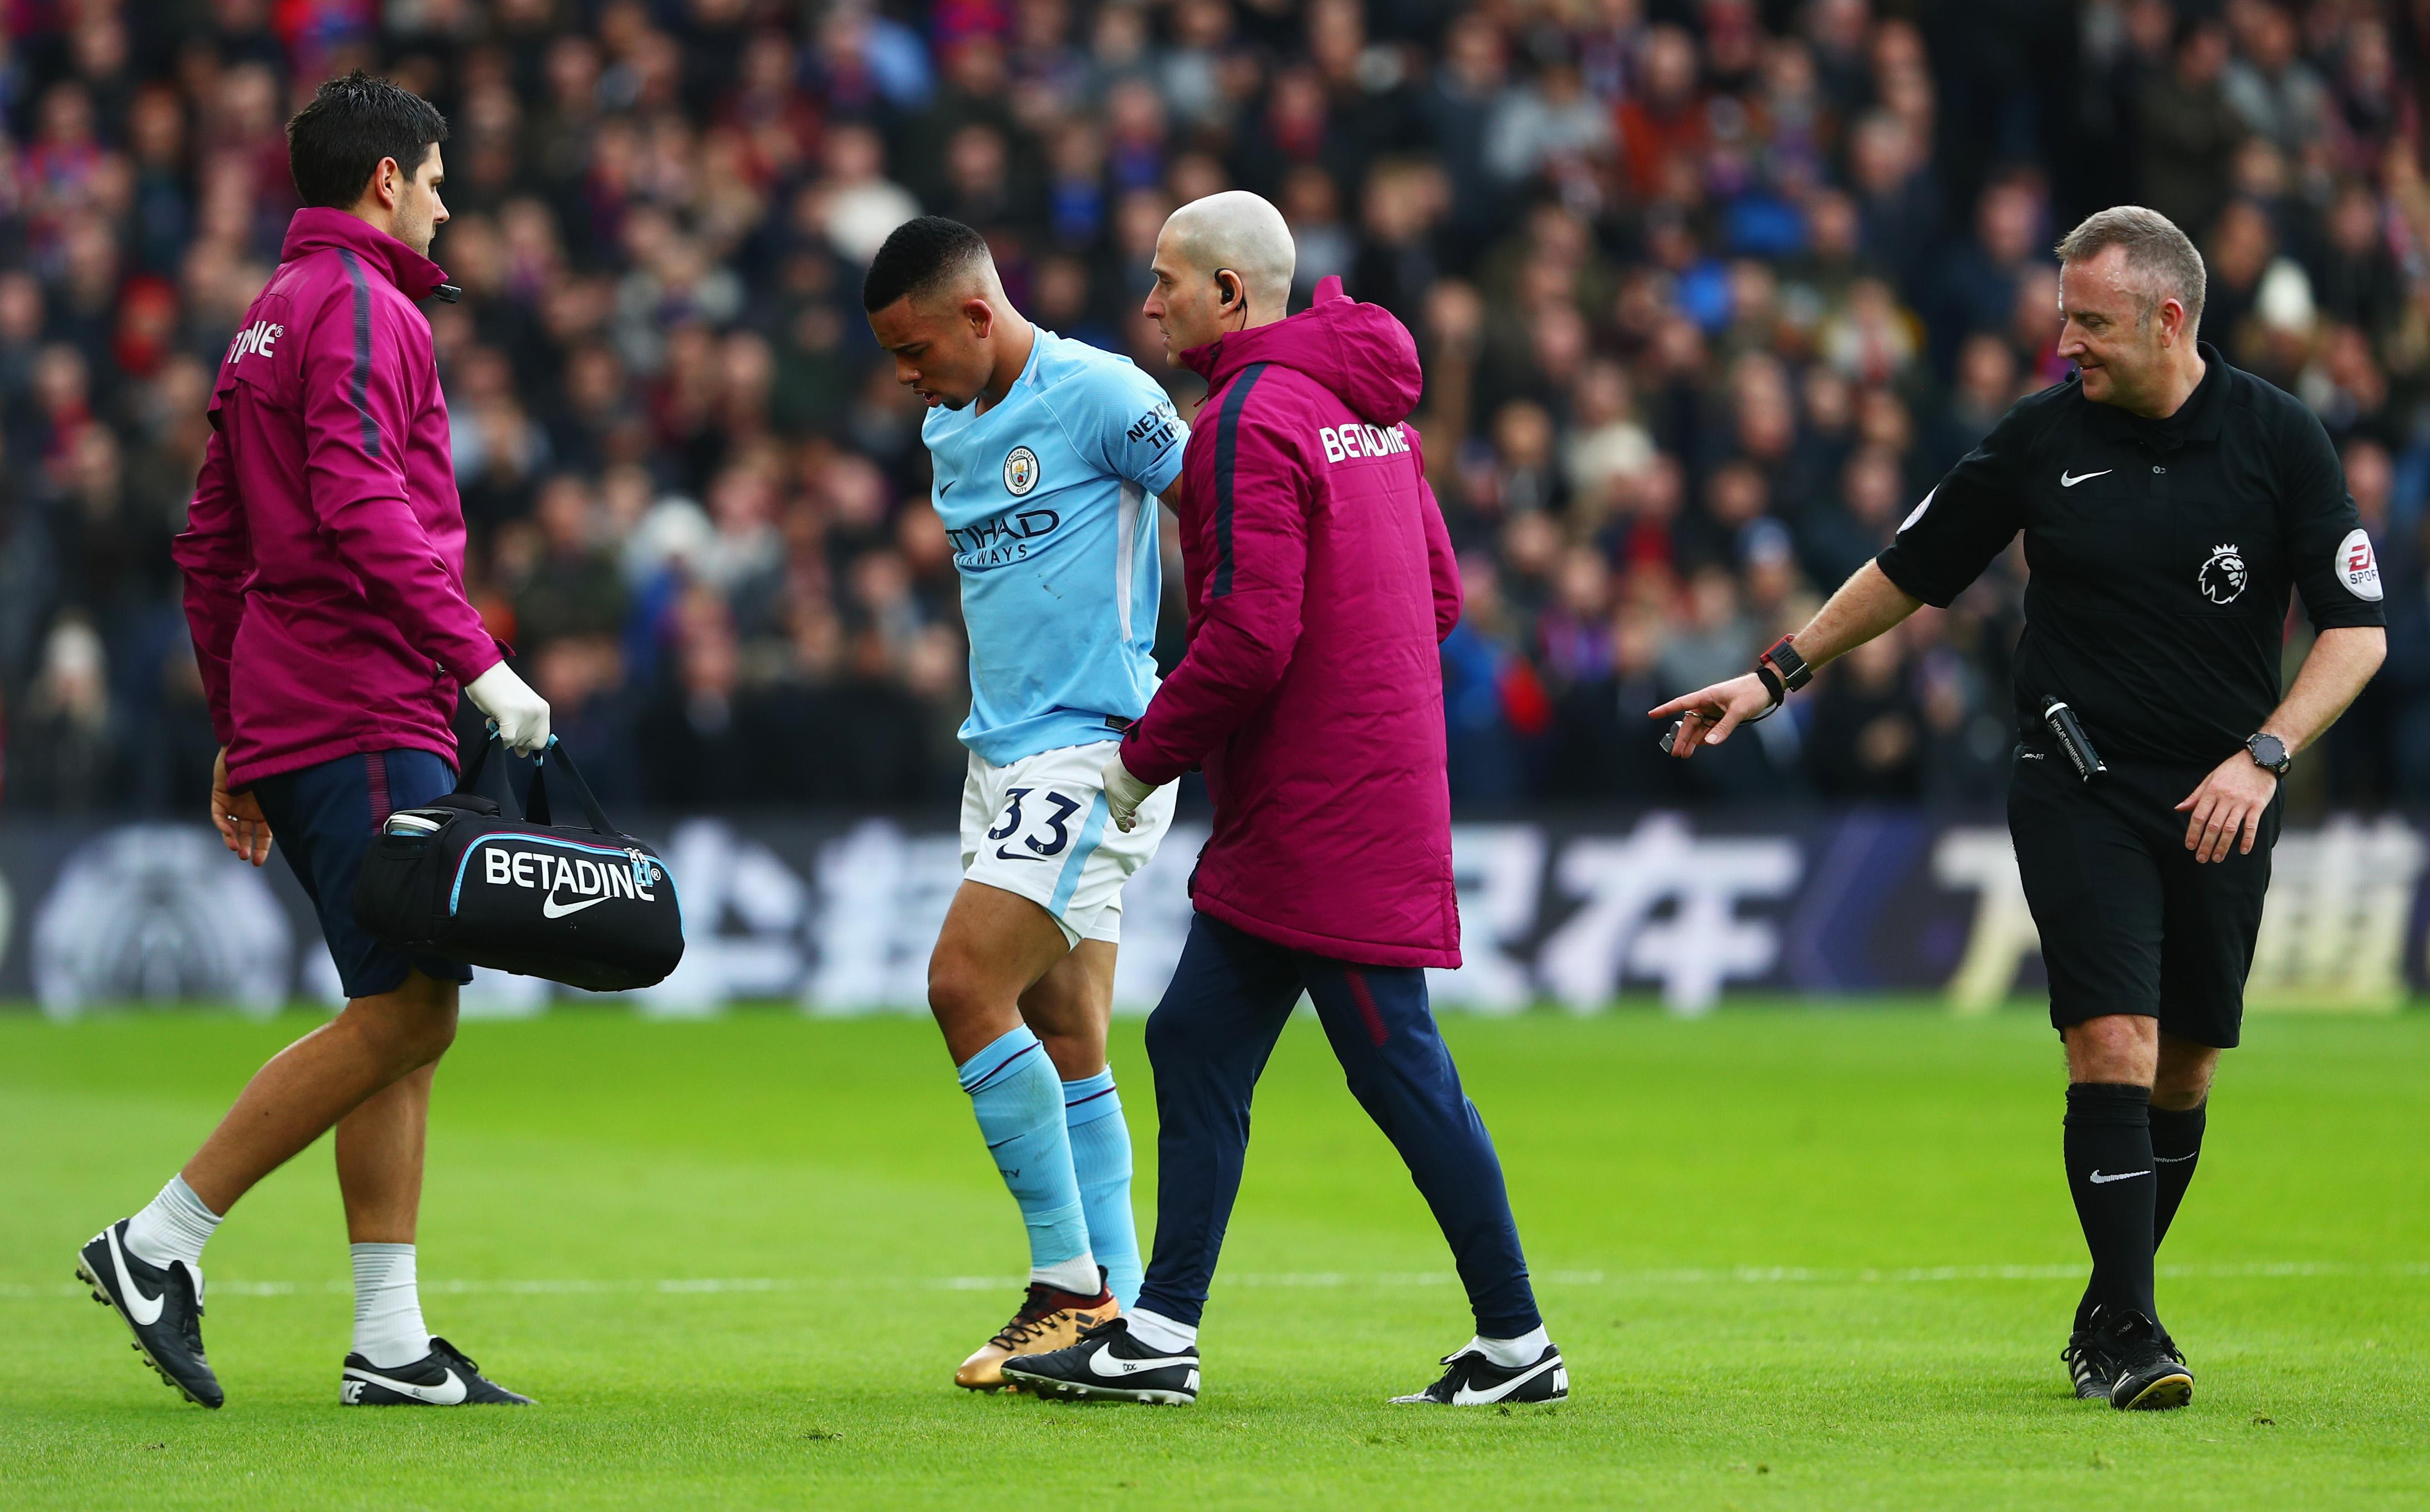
[2089,1169,2151,1184]
[2060,469,2112,487]
[541,892,610,919]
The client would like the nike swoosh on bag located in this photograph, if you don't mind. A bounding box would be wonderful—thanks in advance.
[540,893,610,920]
[106,1228,166,1326]
[343,1366,468,1404]
[2089,1169,2152,1184]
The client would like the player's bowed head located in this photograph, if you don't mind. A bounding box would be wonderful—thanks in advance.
[1141,190,1295,365]
[864,215,1034,413]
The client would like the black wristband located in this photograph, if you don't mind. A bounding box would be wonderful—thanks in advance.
[1754,663,1785,707]
[1760,634,1811,692]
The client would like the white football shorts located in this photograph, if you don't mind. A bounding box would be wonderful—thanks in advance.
[958,738,1175,947]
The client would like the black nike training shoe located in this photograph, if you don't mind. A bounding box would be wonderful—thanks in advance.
[2061,1328,2120,1400]
[76,1220,222,1409]
[1390,1344,1569,1406]
[340,1336,533,1406]
[999,1316,1199,1404]
[2100,1309,2193,1411]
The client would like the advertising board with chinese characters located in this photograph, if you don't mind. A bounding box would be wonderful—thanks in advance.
[1,811,2422,1018]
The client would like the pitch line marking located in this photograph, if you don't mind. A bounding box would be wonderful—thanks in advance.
[6,1260,2426,1302]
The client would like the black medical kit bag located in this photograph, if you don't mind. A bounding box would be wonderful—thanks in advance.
[353,735,683,991]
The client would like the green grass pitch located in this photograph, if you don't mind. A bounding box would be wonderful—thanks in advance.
[2,1003,2425,1509]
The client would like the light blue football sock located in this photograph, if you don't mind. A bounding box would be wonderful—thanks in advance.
[1064,1070,1142,1309]
[957,1026,1096,1294]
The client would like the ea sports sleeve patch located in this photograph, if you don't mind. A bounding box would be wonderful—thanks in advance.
[2334,528,2382,602]
[2278,403,2386,629]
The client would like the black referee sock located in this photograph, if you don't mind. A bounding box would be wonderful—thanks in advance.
[2074,1097,2207,1331]
[2064,1082,2157,1327]
[2150,1100,2208,1249]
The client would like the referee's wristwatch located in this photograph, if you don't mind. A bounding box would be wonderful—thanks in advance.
[1750,634,1811,716]
[2245,732,2291,777]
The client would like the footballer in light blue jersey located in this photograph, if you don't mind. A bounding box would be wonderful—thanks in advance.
[923,326,1186,765]
[864,217,1180,1387]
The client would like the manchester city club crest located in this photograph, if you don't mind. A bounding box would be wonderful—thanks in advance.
[1003,445,1040,496]
[2198,542,2247,604]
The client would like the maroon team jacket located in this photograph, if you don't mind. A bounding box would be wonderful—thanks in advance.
[172,208,501,789]
[1120,276,1464,968]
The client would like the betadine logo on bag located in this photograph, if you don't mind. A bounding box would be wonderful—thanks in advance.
[483,845,659,918]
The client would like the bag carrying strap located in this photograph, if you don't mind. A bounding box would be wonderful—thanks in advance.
[457,732,620,837]
[529,738,621,837]
[457,730,524,821]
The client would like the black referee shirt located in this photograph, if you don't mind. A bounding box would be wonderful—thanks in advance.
[1875,343,2386,768]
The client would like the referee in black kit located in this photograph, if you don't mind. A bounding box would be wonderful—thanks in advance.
[1652,206,2387,1412]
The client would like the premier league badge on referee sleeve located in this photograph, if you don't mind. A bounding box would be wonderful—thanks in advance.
[2198,543,2247,605]
[1004,445,1040,496]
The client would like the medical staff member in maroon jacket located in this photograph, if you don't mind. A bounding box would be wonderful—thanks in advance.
[1002,194,1565,1409]
[76,74,543,1411]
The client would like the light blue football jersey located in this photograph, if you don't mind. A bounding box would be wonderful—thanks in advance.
[923,328,1187,766]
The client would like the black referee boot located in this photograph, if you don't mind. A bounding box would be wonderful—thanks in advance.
[2099,1307,2193,1411]
[2061,1326,2121,1401]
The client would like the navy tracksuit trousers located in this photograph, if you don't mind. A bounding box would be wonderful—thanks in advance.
[1135,914,1541,1338]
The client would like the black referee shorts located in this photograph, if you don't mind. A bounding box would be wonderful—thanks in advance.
[2007,745,2280,1049]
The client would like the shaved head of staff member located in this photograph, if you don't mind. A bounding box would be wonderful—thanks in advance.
[1652,206,2386,1413]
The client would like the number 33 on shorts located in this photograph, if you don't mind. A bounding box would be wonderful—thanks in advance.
[958,739,1176,948]
[987,787,1085,860]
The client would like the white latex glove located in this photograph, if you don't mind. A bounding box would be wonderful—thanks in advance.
[465,660,552,756]
[1101,751,1160,833]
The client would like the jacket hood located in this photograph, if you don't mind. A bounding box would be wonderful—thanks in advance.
[279,207,450,299]
[1182,275,1422,425]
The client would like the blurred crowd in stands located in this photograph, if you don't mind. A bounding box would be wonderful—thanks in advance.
[2,0,2428,818]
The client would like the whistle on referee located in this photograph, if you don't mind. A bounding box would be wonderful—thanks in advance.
[1659,707,1724,755]
[2039,697,2108,783]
